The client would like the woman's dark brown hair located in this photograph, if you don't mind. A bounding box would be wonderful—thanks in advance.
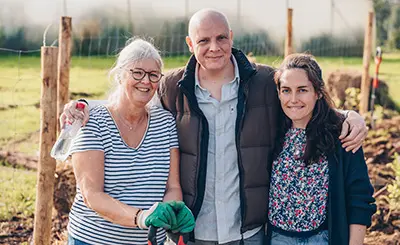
[274,53,345,165]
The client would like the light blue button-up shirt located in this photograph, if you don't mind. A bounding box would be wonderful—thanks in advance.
[194,56,261,243]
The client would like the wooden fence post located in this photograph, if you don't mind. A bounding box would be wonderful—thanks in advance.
[33,46,58,245]
[57,16,72,132]
[285,8,293,57]
[360,12,374,114]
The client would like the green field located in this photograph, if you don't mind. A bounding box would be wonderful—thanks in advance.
[0,166,36,220]
[0,53,399,220]
[1,54,400,155]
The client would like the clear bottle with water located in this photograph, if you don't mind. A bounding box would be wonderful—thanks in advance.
[50,102,86,161]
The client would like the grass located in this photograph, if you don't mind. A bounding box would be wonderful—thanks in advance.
[0,166,37,220]
[1,54,400,155]
[0,55,194,223]
[0,53,399,222]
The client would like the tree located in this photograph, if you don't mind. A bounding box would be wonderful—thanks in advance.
[0,26,5,48]
[373,0,392,46]
[388,5,400,49]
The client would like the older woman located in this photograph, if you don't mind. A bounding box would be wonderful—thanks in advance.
[65,38,194,245]
[267,53,376,245]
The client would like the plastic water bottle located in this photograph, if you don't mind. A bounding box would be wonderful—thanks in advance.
[50,102,86,161]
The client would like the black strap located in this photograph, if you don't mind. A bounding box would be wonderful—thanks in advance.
[77,98,89,106]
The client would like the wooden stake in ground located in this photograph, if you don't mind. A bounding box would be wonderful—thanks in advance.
[360,12,374,114]
[285,8,293,57]
[33,46,58,245]
[57,16,72,133]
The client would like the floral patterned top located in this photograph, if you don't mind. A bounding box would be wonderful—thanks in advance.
[268,128,329,233]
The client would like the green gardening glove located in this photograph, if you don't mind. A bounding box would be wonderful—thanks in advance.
[137,202,177,229]
[167,201,196,233]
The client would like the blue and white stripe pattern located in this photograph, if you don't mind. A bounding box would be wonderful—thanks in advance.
[67,105,179,245]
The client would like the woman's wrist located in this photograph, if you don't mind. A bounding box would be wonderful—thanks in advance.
[133,209,142,227]
[136,209,150,229]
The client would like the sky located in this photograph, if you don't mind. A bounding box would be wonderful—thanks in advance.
[0,0,372,40]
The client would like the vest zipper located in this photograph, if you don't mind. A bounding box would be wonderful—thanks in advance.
[237,81,249,234]
[179,85,208,221]
[236,68,256,234]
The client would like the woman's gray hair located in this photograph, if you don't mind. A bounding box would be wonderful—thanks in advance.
[107,37,163,106]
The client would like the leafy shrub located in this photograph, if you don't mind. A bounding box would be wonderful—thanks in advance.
[234,30,281,56]
[387,153,400,213]
[300,32,364,57]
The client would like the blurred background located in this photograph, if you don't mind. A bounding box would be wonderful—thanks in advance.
[0,0,399,244]
[0,0,387,56]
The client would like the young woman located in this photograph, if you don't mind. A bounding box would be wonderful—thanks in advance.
[267,53,376,245]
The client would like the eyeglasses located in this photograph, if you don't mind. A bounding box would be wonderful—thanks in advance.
[128,68,164,83]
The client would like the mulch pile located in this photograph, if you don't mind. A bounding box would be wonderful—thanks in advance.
[364,115,400,245]
[326,70,397,111]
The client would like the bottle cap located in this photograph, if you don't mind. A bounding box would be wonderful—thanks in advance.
[76,102,86,110]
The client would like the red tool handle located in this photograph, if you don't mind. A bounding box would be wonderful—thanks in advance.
[373,47,383,89]
[177,234,189,245]
[147,226,157,245]
[148,226,189,245]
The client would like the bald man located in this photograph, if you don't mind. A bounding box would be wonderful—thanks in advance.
[62,8,368,245]
[158,8,367,245]
[159,9,274,244]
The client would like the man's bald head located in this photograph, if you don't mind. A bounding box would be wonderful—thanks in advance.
[185,9,233,72]
[188,9,231,39]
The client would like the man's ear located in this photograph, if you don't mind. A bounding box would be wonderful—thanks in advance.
[185,36,194,53]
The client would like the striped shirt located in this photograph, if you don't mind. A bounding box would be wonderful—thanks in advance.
[67,105,179,245]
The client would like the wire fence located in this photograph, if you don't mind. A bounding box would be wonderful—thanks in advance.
[72,34,286,57]
[1,0,372,58]
[0,41,379,244]
[0,37,366,155]
[0,0,376,167]
[5,31,365,58]
[70,34,366,58]
[0,2,371,160]
[0,1,378,243]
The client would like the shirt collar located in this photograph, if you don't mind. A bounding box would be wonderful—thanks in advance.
[195,55,240,89]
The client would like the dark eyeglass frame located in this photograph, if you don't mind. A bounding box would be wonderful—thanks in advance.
[128,68,164,83]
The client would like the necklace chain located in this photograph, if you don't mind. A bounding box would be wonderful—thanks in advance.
[114,108,145,131]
